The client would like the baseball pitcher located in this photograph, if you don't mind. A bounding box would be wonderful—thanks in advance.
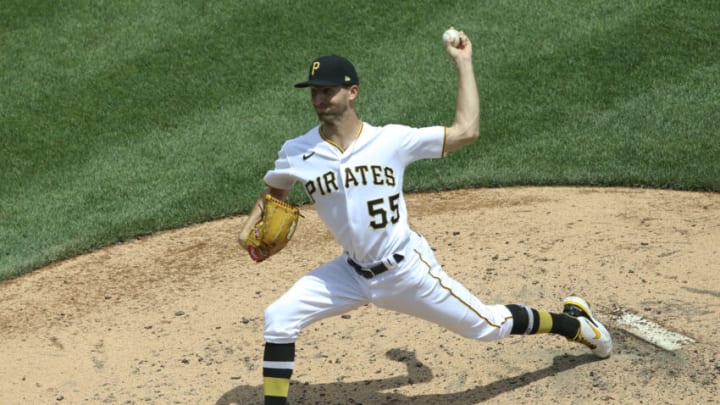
[239,27,612,405]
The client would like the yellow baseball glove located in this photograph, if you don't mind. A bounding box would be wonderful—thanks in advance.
[245,194,300,262]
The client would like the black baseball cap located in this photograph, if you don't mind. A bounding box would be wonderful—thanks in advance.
[294,55,359,88]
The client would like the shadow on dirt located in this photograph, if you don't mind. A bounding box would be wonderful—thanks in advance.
[216,348,598,404]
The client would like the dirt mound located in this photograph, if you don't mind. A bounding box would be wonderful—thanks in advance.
[1,187,718,404]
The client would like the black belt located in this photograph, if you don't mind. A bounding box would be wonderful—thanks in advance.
[347,254,404,279]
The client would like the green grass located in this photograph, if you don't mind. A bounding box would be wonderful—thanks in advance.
[1,0,718,280]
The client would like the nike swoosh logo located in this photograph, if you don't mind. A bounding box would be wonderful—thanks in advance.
[302,151,315,160]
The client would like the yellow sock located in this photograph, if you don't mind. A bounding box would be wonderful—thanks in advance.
[264,377,290,403]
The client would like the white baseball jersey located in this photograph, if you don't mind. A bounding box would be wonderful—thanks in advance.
[264,122,445,264]
[262,122,515,346]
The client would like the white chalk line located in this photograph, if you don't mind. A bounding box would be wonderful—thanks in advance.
[610,310,695,351]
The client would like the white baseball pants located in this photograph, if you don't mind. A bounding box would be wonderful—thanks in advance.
[264,232,515,343]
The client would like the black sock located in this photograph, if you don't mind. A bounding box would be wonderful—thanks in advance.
[549,313,581,339]
[263,342,295,405]
[506,304,580,338]
[507,304,531,334]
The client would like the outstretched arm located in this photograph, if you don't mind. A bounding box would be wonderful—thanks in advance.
[443,28,480,156]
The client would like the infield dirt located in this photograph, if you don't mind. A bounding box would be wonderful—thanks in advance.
[1,187,718,404]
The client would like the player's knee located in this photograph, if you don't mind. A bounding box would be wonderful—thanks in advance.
[263,301,297,342]
[263,301,283,332]
[449,305,514,341]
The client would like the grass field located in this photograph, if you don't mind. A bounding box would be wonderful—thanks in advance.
[1,0,718,280]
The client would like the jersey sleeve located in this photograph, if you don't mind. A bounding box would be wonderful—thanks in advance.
[397,125,447,166]
[263,145,298,191]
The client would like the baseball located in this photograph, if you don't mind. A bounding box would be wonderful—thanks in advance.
[442,28,460,47]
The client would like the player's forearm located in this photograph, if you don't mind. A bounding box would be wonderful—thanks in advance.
[453,59,480,140]
[239,197,265,245]
[445,58,480,154]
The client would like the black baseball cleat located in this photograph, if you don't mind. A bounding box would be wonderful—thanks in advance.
[563,296,613,359]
